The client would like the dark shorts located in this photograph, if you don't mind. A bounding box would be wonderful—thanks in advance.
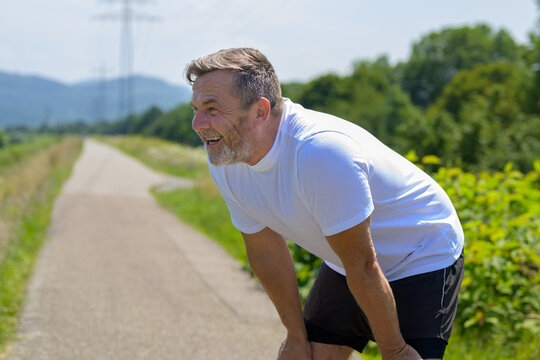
[303,252,464,359]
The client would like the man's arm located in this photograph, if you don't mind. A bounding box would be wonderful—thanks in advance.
[241,227,311,360]
[326,217,422,360]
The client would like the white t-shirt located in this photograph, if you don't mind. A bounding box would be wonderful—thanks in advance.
[209,99,464,281]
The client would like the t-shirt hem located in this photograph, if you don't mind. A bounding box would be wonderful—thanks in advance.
[232,221,265,235]
[385,246,464,282]
[325,242,464,280]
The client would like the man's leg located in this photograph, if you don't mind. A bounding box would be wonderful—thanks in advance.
[311,342,354,360]
[303,257,463,359]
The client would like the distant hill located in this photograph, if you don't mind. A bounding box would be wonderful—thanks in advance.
[0,71,192,127]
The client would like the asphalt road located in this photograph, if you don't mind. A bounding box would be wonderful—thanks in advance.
[5,139,286,360]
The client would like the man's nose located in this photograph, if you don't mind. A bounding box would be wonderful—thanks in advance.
[192,111,210,132]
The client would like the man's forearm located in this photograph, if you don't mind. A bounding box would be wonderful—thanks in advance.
[243,230,307,340]
[346,260,406,358]
[326,219,408,359]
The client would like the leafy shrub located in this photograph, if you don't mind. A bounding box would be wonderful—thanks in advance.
[293,157,540,341]
[433,161,540,339]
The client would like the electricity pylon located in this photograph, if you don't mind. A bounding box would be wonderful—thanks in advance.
[94,0,159,120]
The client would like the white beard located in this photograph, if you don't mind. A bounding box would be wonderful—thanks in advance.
[205,137,253,166]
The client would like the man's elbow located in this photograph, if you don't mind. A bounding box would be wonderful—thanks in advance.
[343,252,382,283]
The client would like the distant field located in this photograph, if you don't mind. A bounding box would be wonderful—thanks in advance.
[101,135,540,360]
[0,136,82,354]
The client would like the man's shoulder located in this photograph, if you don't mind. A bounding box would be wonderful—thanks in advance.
[283,105,367,153]
[296,130,370,163]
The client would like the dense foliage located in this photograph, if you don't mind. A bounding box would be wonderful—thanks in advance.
[398,25,525,107]
[289,156,540,345]
[436,161,540,339]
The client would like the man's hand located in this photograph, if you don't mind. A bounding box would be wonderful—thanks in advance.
[383,343,423,360]
[276,335,312,360]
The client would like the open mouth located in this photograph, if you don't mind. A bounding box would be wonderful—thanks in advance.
[205,136,222,146]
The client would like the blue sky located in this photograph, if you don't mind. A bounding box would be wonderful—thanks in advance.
[0,0,537,85]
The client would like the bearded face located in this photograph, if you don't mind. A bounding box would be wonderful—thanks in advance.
[191,71,258,167]
[198,115,255,166]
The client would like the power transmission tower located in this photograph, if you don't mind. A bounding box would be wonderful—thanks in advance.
[92,66,108,122]
[94,0,159,120]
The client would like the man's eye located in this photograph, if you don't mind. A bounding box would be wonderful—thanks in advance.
[208,107,218,115]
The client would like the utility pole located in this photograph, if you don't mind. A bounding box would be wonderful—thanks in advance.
[94,0,159,120]
[92,66,108,122]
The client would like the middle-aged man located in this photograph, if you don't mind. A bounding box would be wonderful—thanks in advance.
[185,48,464,360]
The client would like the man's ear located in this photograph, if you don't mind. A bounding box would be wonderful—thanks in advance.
[254,97,271,125]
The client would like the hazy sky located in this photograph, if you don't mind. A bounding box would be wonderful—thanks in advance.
[0,0,537,86]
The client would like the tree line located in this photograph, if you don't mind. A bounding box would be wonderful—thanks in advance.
[4,19,540,173]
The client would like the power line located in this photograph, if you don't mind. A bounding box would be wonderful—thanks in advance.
[94,0,160,120]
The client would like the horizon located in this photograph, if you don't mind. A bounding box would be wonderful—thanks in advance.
[0,69,190,88]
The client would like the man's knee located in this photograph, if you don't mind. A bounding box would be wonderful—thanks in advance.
[311,342,354,360]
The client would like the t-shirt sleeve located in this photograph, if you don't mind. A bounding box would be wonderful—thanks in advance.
[221,194,265,234]
[297,132,374,236]
[208,166,265,234]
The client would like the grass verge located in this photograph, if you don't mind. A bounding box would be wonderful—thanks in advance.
[0,137,82,354]
[0,136,61,171]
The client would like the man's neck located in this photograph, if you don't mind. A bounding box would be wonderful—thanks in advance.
[245,112,282,166]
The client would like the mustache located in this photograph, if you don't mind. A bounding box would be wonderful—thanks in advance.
[198,130,222,138]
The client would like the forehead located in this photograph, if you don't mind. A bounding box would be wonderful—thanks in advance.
[191,70,238,106]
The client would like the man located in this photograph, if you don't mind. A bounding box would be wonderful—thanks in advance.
[185,48,464,360]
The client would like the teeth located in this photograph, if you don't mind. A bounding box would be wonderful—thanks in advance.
[206,136,222,145]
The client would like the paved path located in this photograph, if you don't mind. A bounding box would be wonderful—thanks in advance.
[5,139,286,360]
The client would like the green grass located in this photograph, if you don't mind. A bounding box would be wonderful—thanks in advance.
[0,197,54,346]
[0,137,82,354]
[360,329,539,360]
[0,135,61,172]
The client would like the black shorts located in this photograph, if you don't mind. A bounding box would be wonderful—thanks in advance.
[303,252,464,359]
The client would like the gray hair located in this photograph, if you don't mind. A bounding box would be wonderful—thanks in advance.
[185,48,284,116]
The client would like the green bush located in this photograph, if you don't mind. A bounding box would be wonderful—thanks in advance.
[293,158,540,350]
[433,161,540,339]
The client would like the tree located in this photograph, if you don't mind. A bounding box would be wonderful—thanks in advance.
[281,82,304,103]
[525,0,540,113]
[127,106,163,134]
[294,57,423,149]
[400,24,525,108]
[142,103,200,146]
[0,129,6,148]
[422,62,540,171]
